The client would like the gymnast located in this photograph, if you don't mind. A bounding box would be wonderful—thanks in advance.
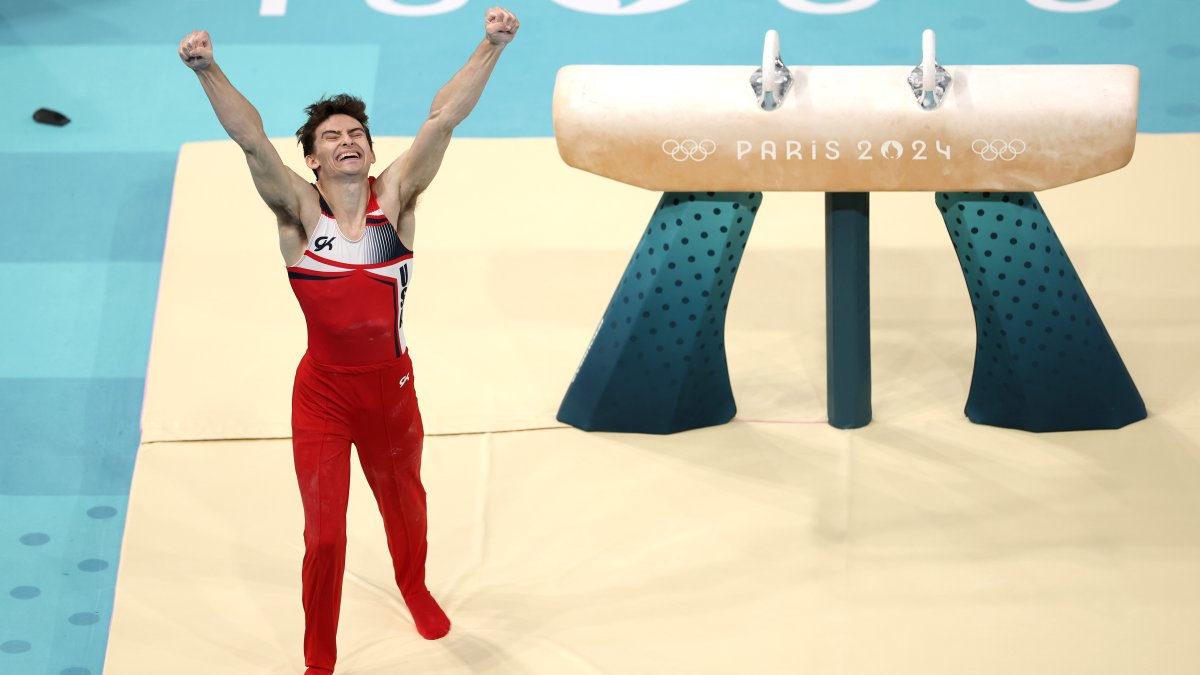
[178,6,519,673]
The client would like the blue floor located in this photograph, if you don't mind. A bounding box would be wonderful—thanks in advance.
[1,1,1198,673]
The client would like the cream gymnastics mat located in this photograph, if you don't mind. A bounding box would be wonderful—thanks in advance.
[109,135,1200,673]
[109,422,1200,675]
[141,135,1200,441]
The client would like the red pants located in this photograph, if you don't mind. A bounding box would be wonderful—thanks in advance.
[291,351,433,672]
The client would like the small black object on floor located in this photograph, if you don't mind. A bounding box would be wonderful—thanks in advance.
[33,108,70,126]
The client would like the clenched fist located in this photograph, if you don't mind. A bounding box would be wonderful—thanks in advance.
[179,30,213,71]
[485,7,519,46]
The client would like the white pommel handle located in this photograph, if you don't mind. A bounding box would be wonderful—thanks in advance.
[921,28,936,90]
[763,29,780,96]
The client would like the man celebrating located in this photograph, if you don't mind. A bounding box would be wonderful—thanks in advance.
[179,7,519,673]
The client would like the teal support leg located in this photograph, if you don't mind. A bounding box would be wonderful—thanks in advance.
[936,191,1146,431]
[826,192,872,429]
[557,191,763,434]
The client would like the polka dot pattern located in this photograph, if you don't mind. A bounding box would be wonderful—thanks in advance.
[936,191,1145,431]
[86,506,117,519]
[3,502,122,670]
[951,16,986,30]
[558,191,762,433]
[10,586,41,600]
[77,559,109,573]
[1167,103,1200,118]
[69,613,101,626]
[1098,15,1134,29]
[1023,44,1060,59]
[1167,44,1200,59]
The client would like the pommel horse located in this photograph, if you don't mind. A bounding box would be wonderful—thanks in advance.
[554,29,1146,434]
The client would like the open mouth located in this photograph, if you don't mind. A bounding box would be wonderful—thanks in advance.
[336,151,361,161]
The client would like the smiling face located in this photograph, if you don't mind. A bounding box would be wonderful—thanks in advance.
[305,114,377,179]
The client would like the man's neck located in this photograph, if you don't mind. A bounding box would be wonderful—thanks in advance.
[317,174,371,226]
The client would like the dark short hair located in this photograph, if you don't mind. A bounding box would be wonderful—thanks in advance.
[295,94,374,178]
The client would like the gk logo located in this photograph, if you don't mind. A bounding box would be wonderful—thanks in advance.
[314,236,335,252]
[399,373,411,389]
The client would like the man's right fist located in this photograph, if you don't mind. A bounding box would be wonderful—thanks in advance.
[179,30,213,71]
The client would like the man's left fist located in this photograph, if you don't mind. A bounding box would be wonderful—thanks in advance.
[485,6,519,46]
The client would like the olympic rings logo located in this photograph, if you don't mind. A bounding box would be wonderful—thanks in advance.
[662,139,717,162]
[971,139,1027,162]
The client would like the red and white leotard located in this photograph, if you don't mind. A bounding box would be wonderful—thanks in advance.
[285,178,446,669]
[286,177,413,366]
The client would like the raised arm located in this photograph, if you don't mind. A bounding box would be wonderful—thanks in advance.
[179,31,309,226]
[377,7,520,215]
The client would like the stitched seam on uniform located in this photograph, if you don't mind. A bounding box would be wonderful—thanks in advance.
[313,376,336,644]
[304,363,346,657]
[380,367,418,593]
